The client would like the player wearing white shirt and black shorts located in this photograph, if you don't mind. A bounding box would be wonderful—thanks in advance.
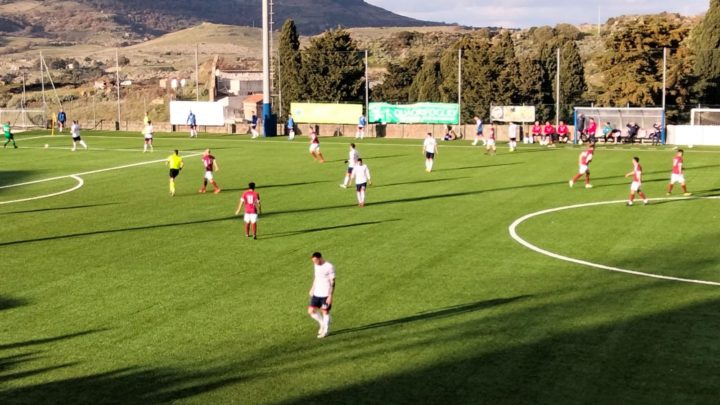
[350,158,371,207]
[307,252,336,338]
[423,133,438,172]
[70,121,87,151]
[340,143,360,188]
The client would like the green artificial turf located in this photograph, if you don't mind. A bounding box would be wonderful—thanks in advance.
[1,131,720,404]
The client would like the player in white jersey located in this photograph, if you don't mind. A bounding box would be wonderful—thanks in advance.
[340,143,360,188]
[308,252,336,338]
[423,133,438,172]
[350,158,371,207]
[142,121,154,152]
[70,120,88,151]
[508,122,518,152]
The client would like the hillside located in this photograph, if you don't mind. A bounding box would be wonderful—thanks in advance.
[0,0,442,44]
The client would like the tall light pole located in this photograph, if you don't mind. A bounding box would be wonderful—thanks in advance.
[262,0,275,136]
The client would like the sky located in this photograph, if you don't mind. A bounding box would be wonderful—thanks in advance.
[365,0,709,28]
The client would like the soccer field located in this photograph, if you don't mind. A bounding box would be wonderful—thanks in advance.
[2,131,720,404]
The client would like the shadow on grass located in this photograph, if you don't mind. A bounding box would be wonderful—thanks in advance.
[373,177,469,188]
[433,162,522,172]
[0,329,108,351]
[261,220,398,240]
[331,296,531,336]
[221,180,331,193]
[0,296,29,312]
[2,203,117,216]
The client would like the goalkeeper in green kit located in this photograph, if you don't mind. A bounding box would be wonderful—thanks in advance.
[3,122,17,149]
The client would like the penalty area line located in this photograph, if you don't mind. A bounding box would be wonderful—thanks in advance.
[0,175,84,205]
[508,196,720,287]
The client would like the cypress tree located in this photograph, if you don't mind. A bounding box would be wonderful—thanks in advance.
[408,59,442,102]
[691,0,720,105]
[302,29,364,103]
[372,55,424,103]
[276,19,303,117]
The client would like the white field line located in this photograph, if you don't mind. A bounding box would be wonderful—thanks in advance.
[20,146,185,153]
[0,153,202,191]
[0,175,84,205]
[509,196,720,287]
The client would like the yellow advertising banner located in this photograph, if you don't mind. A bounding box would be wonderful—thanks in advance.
[290,103,363,124]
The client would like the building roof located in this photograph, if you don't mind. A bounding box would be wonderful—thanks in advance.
[243,94,264,104]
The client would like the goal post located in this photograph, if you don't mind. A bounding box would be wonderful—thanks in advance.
[690,108,720,126]
[0,109,48,131]
[573,107,665,144]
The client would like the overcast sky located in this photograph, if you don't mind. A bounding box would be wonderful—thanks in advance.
[365,0,709,28]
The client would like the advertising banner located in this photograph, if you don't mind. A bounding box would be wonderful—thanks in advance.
[368,103,460,124]
[490,106,536,123]
[291,103,363,124]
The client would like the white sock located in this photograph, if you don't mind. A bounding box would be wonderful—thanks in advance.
[357,192,362,204]
[360,190,365,203]
[322,314,330,331]
[143,144,147,152]
[310,312,322,325]
[428,160,434,171]
[81,141,87,149]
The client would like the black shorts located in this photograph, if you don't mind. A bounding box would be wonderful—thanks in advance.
[356,182,367,192]
[189,124,197,130]
[309,296,332,312]
[346,167,354,175]
[425,152,435,159]
[169,169,180,178]
[72,136,81,141]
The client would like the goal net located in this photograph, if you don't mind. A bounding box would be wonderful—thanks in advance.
[0,109,48,131]
[573,107,665,144]
[691,108,720,126]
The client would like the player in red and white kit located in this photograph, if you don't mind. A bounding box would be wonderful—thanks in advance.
[569,143,595,188]
[625,157,649,206]
[199,149,221,194]
[235,182,261,239]
[667,149,692,196]
[308,126,324,163]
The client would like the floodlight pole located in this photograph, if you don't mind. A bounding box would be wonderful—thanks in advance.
[555,48,560,126]
[458,48,462,127]
[116,48,121,130]
[195,43,200,101]
[40,52,46,110]
[365,50,369,119]
[262,0,275,136]
[662,47,667,111]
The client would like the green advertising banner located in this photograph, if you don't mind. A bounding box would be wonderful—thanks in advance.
[369,103,460,124]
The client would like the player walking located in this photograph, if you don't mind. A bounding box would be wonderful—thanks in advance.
[350,158,371,207]
[340,143,360,188]
[165,149,184,196]
[70,120,88,151]
[187,111,198,138]
[250,111,259,139]
[485,126,496,155]
[356,114,366,139]
[287,114,296,141]
[143,120,154,152]
[235,182,261,239]
[309,126,324,163]
[3,121,17,149]
[57,109,67,132]
[508,122,518,152]
[569,143,594,188]
[423,132,438,172]
[667,149,692,196]
[199,149,221,194]
[472,116,485,146]
[307,252,336,339]
[625,157,649,206]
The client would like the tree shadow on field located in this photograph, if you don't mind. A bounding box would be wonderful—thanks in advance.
[0,329,107,351]
[0,171,41,194]
[331,296,532,336]
[433,162,522,172]
[221,180,331,193]
[2,203,117,216]
[0,296,29,312]
[373,177,469,188]
[274,295,720,405]
[261,220,398,240]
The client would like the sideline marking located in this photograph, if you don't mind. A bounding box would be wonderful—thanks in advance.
[0,175,84,205]
[509,196,720,287]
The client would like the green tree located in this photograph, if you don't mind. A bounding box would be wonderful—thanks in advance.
[371,55,424,103]
[408,59,441,102]
[691,0,720,106]
[489,31,520,106]
[275,19,303,118]
[558,41,587,120]
[301,29,364,103]
[516,57,549,120]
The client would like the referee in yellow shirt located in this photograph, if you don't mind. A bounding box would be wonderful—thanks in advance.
[166,149,184,196]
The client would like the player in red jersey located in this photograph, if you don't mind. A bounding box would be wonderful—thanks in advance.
[557,121,570,143]
[308,126,325,163]
[569,143,595,188]
[235,182,261,239]
[531,121,542,144]
[625,157,649,206]
[543,121,556,147]
[667,149,692,196]
[199,149,221,194]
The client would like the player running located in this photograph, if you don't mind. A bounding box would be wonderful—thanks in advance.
[350,158,371,207]
[472,116,485,146]
[143,120,154,152]
[187,110,198,138]
[356,114,366,139]
[70,120,88,151]
[235,182,261,239]
[340,143,360,189]
[165,149,184,196]
[309,126,324,162]
[569,143,595,188]
[508,122,518,152]
[3,121,17,149]
[625,157,649,206]
[423,132,438,172]
[287,114,296,141]
[485,126,496,155]
[667,149,692,196]
[250,111,259,139]
[199,149,221,194]
[307,252,336,339]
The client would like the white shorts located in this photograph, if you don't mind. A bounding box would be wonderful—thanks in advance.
[204,171,214,181]
[486,139,495,146]
[670,174,685,184]
[631,181,642,192]
[244,213,258,223]
[309,143,320,153]
[578,165,589,175]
